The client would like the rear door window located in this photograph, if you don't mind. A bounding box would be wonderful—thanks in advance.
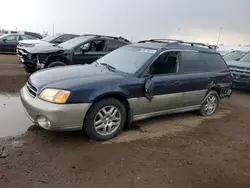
[180,51,207,73]
[2,35,18,41]
[180,51,228,73]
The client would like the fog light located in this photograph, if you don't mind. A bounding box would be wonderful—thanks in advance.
[36,115,51,129]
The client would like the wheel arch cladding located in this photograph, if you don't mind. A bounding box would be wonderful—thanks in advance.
[206,80,221,97]
[210,86,221,97]
[83,92,132,128]
[202,89,220,104]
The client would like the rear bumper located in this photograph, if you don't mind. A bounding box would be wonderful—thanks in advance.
[20,86,92,131]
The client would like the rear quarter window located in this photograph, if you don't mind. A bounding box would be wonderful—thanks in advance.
[200,53,228,71]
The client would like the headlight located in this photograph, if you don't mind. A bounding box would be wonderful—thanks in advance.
[39,89,71,104]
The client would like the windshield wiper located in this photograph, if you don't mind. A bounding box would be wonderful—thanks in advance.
[100,63,116,72]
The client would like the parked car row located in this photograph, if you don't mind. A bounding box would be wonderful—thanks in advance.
[0,34,39,53]
[17,33,79,49]
[0,33,79,53]
[17,34,131,73]
[20,38,233,140]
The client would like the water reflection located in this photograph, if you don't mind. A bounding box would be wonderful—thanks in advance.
[0,94,31,138]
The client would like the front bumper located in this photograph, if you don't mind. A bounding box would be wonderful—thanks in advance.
[231,73,250,90]
[232,81,250,90]
[16,48,29,59]
[20,86,92,131]
[18,56,41,73]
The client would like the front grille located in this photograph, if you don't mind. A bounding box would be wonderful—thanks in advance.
[18,43,34,47]
[230,67,250,74]
[26,81,38,97]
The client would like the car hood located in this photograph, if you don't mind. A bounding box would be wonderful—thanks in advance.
[227,60,250,68]
[19,40,48,45]
[29,64,125,92]
[25,44,65,54]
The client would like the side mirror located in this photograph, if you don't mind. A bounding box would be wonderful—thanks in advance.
[2,39,6,42]
[235,58,240,61]
[80,46,89,53]
[144,75,154,100]
[73,51,82,55]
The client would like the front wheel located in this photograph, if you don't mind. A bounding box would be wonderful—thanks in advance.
[46,61,66,68]
[24,65,36,74]
[200,90,219,116]
[84,98,126,140]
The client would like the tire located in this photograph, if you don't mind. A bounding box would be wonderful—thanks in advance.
[200,90,220,116]
[84,98,127,140]
[46,61,66,68]
[24,66,36,74]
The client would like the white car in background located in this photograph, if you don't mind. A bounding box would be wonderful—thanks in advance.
[217,45,250,56]
[17,33,79,57]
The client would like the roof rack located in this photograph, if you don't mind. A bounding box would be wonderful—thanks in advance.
[176,41,214,49]
[137,39,216,50]
[83,34,130,42]
[138,39,183,43]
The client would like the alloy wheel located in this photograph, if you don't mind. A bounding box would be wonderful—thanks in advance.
[203,94,218,115]
[94,105,121,136]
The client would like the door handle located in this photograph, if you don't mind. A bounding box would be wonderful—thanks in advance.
[173,81,182,86]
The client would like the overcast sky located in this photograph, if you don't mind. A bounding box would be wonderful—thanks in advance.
[0,0,249,45]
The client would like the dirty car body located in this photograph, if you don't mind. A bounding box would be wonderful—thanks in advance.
[20,39,232,140]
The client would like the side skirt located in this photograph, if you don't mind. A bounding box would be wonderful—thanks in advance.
[133,105,201,122]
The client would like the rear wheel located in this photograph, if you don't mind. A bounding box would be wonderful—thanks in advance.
[46,61,66,68]
[200,90,219,116]
[84,98,126,140]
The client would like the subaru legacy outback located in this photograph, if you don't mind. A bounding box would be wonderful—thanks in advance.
[20,39,232,140]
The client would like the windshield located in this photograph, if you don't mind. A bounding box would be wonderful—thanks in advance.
[239,52,250,63]
[58,36,93,50]
[0,34,9,39]
[42,34,61,42]
[97,46,157,74]
[223,51,246,61]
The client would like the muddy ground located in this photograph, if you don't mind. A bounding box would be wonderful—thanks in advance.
[1,55,250,188]
[0,55,28,93]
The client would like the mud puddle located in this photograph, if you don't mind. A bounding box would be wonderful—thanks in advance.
[0,94,31,138]
[104,108,231,144]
